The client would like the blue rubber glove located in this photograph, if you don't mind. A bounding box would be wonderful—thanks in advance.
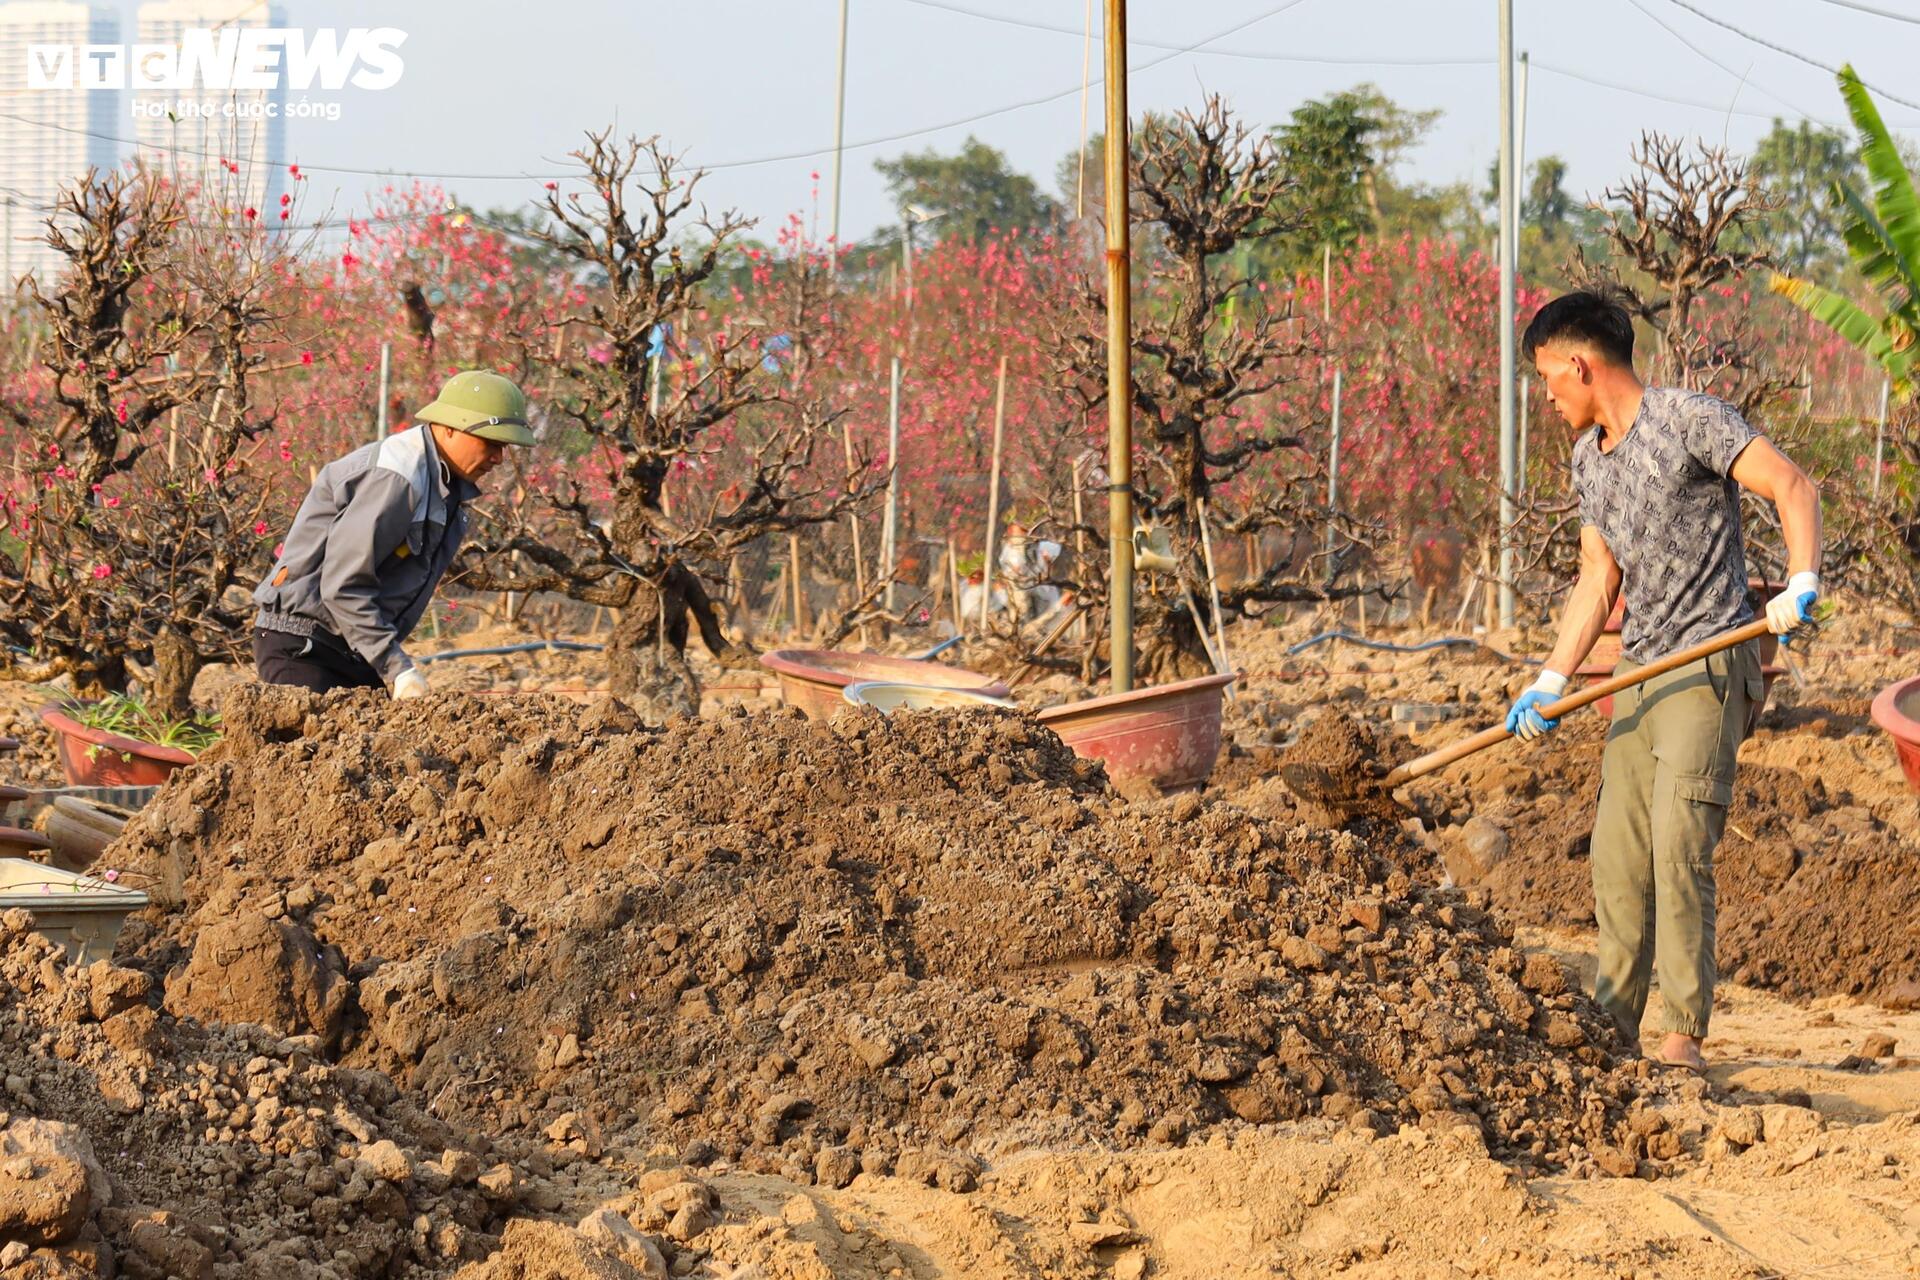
[1765,572,1819,644]
[1505,670,1569,742]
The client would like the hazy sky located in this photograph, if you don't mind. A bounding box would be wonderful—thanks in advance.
[84,0,1920,244]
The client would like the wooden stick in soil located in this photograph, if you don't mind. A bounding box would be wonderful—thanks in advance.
[979,355,1008,631]
[842,421,869,645]
[948,537,967,629]
[1196,498,1233,701]
[788,534,806,641]
[1010,606,1085,687]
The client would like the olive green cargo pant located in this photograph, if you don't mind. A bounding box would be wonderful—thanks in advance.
[1591,640,1765,1043]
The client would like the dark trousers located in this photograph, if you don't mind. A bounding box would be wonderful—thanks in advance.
[252,627,385,694]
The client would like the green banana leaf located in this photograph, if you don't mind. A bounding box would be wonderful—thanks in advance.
[1838,64,1920,302]
[1833,179,1918,311]
[1770,272,1916,394]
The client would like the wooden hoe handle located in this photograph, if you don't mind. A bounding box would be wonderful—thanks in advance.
[1380,618,1774,788]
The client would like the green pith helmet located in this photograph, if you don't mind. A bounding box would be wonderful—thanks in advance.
[415,371,535,445]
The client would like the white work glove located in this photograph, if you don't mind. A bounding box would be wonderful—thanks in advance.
[1505,669,1569,742]
[1765,572,1820,639]
[392,667,429,701]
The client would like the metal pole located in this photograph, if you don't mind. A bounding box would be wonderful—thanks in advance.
[375,341,391,443]
[883,357,903,608]
[980,355,1008,630]
[1873,375,1891,503]
[1103,0,1135,692]
[1326,367,1344,555]
[1496,0,1518,630]
[2,198,11,293]
[828,0,850,270]
[1513,51,1529,258]
[902,214,916,350]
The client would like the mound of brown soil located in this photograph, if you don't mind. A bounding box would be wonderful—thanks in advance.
[106,685,1655,1182]
[1432,718,1919,1003]
[0,908,549,1277]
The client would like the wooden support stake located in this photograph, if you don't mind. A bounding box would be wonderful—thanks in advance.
[947,537,964,631]
[789,534,806,641]
[979,354,1009,631]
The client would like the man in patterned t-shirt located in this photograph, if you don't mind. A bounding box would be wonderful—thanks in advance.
[1504,292,1823,1072]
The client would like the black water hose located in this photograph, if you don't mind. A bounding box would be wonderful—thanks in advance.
[1286,629,1541,665]
[417,641,606,664]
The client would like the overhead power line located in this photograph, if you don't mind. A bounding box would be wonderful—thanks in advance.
[1620,0,1824,122]
[1658,0,1920,112]
[1809,0,1920,27]
[899,0,1486,65]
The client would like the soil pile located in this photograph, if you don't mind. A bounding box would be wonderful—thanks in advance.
[1424,716,1919,1003]
[0,908,551,1278]
[107,685,1655,1184]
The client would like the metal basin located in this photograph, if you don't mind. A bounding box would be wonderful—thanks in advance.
[1871,675,1920,794]
[760,649,1010,721]
[1036,672,1236,794]
[0,858,148,964]
[842,682,1018,714]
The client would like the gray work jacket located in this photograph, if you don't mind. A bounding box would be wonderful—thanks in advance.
[253,425,479,682]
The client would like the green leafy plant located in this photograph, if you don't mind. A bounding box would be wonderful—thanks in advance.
[1768,64,1919,396]
[39,688,222,756]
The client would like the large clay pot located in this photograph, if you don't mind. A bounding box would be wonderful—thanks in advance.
[759,650,1010,722]
[1036,673,1235,794]
[1871,675,1920,794]
[37,705,195,788]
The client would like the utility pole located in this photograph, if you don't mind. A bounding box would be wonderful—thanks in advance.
[828,0,850,272]
[1513,51,1529,258]
[1496,0,1518,630]
[1103,0,1135,692]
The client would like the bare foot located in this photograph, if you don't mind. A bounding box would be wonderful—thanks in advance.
[1658,1033,1705,1072]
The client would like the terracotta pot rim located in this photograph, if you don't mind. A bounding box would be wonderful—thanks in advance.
[1870,675,1920,745]
[758,649,1010,696]
[1036,672,1238,723]
[36,704,198,766]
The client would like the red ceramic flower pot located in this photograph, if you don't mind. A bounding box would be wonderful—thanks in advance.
[1871,675,1920,795]
[1037,673,1236,794]
[36,705,196,788]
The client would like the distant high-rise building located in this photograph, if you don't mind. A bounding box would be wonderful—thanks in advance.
[0,1,119,288]
[131,0,283,215]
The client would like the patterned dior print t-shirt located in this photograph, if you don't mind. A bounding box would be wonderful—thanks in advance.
[1572,386,1759,664]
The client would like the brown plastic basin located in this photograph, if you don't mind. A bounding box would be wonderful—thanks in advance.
[1037,673,1235,794]
[759,650,1010,722]
[1871,675,1920,794]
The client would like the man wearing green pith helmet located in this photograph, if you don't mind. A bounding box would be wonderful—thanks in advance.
[252,371,536,698]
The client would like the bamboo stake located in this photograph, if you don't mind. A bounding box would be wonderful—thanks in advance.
[979,354,1009,631]
[842,421,869,644]
[1102,0,1136,692]
[882,357,903,611]
[789,534,806,641]
[947,537,963,630]
[1196,498,1233,700]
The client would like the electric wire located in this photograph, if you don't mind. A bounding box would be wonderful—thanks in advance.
[1657,0,1920,112]
[1620,0,1825,122]
[1809,0,1920,23]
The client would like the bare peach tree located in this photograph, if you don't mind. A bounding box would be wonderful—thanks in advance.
[0,168,304,716]
[454,131,876,710]
[1044,98,1385,682]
